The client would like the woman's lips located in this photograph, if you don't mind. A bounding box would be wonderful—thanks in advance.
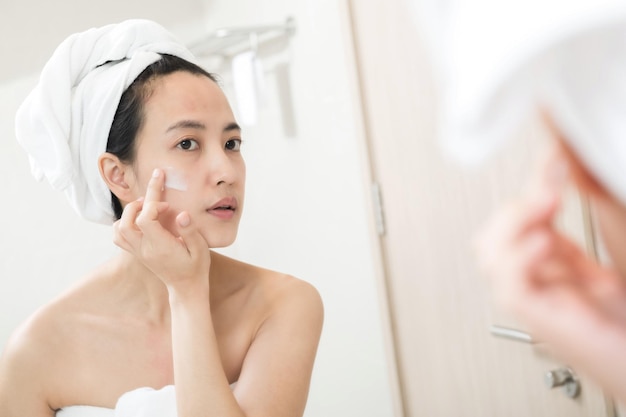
[207,197,237,219]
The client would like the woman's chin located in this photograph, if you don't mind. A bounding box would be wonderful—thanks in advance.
[207,237,237,249]
[158,213,239,248]
[204,230,238,249]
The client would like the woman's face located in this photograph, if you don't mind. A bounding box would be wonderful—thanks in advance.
[129,71,245,248]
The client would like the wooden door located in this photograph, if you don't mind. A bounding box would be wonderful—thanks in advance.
[347,0,615,415]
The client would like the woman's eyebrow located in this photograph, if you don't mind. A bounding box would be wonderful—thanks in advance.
[224,122,242,133]
[166,120,206,132]
[166,121,241,133]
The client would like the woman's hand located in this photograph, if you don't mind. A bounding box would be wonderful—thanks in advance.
[475,146,626,400]
[113,168,211,293]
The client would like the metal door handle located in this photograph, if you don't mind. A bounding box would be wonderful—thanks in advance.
[489,325,533,343]
[545,367,580,398]
[490,326,580,399]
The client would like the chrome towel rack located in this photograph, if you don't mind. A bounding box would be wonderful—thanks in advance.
[188,16,296,57]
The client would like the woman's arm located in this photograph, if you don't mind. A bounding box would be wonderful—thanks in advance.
[232,278,323,417]
[169,273,322,417]
[0,323,56,417]
[168,286,244,417]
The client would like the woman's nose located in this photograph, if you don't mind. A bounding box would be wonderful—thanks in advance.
[206,147,239,186]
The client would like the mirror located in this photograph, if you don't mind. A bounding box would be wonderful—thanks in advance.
[0,1,398,416]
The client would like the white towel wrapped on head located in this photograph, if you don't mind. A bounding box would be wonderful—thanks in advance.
[412,0,626,204]
[15,19,197,224]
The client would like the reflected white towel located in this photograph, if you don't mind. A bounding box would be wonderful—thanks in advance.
[56,405,113,417]
[115,385,177,417]
[412,0,626,204]
[15,19,196,224]
[231,50,265,126]
[56,385,176,417]
[57,383,235,416]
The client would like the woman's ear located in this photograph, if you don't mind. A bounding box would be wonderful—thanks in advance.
[98,153,135,203]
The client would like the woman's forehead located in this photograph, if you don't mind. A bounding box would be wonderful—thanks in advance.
[142,71,234,127]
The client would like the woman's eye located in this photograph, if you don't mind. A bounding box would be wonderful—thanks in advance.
[177,139,199,151]
[225,139,242,151]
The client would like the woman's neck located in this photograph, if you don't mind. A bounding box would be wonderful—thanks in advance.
[101,249,241,325]
[107,250,173,325]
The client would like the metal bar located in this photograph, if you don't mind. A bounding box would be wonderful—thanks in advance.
[212,18,295,39]
[490,325,533,343]
[188,17,296,57]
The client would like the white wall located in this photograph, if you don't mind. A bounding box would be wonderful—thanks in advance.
[0,1,397,416]
[0,76,119,331]
[199,1,397,416]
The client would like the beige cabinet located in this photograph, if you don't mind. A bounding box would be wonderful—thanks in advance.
[346,0,616,415]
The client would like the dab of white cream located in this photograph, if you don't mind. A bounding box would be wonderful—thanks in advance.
[163,167,188,191]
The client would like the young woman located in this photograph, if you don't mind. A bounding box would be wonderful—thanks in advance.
[419,0,626,405]
[0,20,323,417]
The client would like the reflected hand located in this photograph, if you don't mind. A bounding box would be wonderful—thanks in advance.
[475,146,626,400]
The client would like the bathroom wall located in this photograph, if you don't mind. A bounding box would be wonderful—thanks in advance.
[0,1,397,416]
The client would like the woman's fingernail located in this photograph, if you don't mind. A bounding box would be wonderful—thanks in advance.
[178,213,191,227]
[152,168,160,178]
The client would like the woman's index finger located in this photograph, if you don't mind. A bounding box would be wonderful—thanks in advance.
[145,168,165,202]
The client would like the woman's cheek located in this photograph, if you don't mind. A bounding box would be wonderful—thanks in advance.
[163,166,188,191]
[157,208,181,237]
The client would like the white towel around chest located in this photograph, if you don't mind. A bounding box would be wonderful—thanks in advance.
[56,385,176,417]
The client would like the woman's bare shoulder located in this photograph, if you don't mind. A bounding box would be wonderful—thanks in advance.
[214,254,323,405]
[211,251,323,321]
[0,266,121,412]
[0,289,81,414]
[1,264,115,371]
[2,278,94,361]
